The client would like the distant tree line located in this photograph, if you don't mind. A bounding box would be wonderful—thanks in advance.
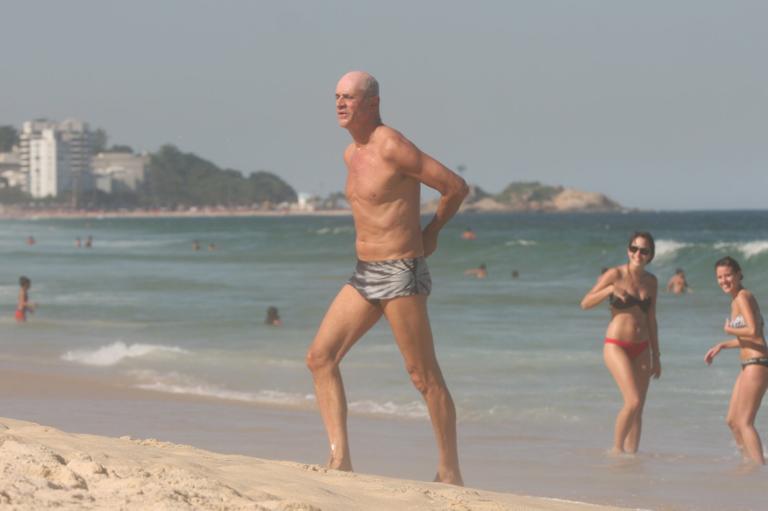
[141,145,297,208]
[0,126,18,152]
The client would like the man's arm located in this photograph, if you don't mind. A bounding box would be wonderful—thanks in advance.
[382,132,468,256]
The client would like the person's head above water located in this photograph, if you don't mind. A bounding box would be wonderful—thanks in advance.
[19,276,31,289]
[266,306,281,325]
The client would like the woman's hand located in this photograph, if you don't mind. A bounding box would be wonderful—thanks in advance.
[704,344,722,365]
[651,356,662,379]
[610,282,627,301]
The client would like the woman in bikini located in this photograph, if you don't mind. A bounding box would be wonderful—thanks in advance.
[704,256,767,465]
[581,232,661,454]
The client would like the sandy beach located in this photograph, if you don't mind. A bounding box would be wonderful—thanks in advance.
[0,363,637,511]
[0,415,633,511]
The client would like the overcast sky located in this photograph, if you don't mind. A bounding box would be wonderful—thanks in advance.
[2,1,766,210]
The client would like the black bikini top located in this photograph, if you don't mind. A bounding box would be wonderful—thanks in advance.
[609,293,651,312]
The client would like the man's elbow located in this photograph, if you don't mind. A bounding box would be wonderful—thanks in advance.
[454,177,469,201]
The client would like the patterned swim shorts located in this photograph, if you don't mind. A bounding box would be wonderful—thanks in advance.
[347,257,432,301]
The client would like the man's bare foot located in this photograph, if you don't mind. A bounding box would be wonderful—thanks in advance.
[326,454,353,472]
[433,469,464,486]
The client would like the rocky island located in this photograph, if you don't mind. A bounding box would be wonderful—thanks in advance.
[424,181,624,213]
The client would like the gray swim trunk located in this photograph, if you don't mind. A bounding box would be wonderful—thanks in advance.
[347,257,432,301]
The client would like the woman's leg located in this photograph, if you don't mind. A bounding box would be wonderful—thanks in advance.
[729,366,768,464]
[624,349,652,453]
[604,344,643,454]
[725,371,745,454]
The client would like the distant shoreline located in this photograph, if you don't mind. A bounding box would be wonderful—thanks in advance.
[0,207,631,221]
[0,208,354,220]
[7,206,762,221]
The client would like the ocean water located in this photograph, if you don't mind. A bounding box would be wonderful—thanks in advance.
[2,211,768,510]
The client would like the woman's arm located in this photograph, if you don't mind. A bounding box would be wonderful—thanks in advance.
[648,276,661,378]
[705,338,741,365]
[580,268,619,310]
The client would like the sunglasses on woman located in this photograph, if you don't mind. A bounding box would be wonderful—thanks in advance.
[629,245,651,256]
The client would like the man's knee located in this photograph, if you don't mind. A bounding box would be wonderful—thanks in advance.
[405,364,443,395]
[306,346,336,374]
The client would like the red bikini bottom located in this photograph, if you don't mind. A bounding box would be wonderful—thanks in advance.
[604,338,649,360]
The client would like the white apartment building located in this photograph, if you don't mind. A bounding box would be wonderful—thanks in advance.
[92,151,148,193]
[19,119,92,198]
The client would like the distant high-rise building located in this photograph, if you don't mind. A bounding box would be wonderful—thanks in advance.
[19,119,93,199]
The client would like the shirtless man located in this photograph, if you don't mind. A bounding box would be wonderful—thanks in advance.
[306,71,468,485]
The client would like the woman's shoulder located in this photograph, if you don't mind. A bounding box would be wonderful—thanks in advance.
[600,266,622,282]
[735,288,759,307]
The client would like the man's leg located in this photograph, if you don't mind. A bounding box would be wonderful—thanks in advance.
[381,294,463,485]
[306,284,383,470]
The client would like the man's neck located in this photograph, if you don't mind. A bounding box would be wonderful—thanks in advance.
[348,119,383,145]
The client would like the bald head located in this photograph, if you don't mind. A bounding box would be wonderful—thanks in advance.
[335,71,382,130]
[339,71,379,98]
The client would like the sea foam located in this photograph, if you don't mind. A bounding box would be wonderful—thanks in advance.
[505,239,538,247]
[315,226,353,235]
[131,370,314,406]
[714,240,768,259]
[136,382,312,406]
[62,342,188,367]
[129,370,428,418]
[653,239,691,259]
[348,399,428,419]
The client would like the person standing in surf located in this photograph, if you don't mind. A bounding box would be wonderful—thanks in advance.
[581,232,661,454]
[705,256,767,465]
[306,71,468,485]
[16,276,36,323]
